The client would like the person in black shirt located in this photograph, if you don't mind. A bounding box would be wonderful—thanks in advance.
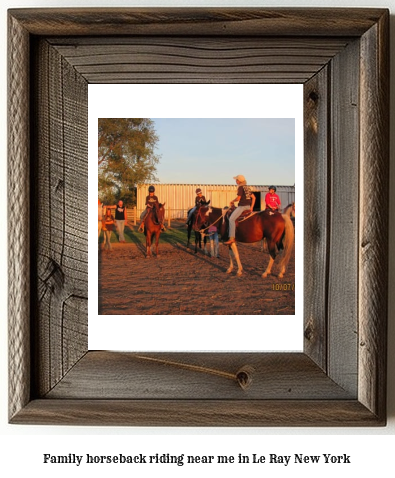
[107,200,129,242]
[186,188,207,226]
[224,175,255,245]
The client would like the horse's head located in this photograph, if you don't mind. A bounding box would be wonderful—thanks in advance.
[156,202,165,223]
[193,205,211,231]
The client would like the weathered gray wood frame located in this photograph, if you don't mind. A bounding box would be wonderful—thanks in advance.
[8,8,389,426]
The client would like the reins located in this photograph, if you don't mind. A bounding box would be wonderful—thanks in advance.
[197,211,224,236]
[198,209,257,236]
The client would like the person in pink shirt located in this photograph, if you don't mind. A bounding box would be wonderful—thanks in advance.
[265,186,281,212]
[208,224,219,258]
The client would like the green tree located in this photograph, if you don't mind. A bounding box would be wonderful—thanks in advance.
[98,118,160,205]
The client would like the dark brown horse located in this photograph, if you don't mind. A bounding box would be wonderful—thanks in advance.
[194,206,294,277]
[186,201,210,254]
[144,203,165,257]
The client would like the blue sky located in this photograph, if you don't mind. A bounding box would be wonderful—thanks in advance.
[153,118,295,185]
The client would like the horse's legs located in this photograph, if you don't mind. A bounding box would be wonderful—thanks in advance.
[262,256,275,278]
[227,243,242,276]
[262,241,276,277]
[204,235,209,256]
[260,238,268,253]
[145,231,152,257]
[194,232,198,253]
[186,223,191,248]
[263,256,285,278]
[226,246,234,273]
[154,231,160,256]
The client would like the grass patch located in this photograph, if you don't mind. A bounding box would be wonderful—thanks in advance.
[100,221,189,247]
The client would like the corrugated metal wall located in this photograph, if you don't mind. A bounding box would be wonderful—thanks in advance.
[137,184,295,220]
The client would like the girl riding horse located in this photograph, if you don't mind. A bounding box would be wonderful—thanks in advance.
[139,185,165,232]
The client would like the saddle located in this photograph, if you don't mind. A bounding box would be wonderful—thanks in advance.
[221,206,256,239]
[264,208,280,216]
[226,205,256,222]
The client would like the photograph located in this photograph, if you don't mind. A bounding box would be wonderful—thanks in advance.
[88,84,303,352]
[97,117,296,317]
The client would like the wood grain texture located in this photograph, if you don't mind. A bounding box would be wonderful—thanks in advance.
[30,39,88,398]
[11,399,383,427]
[7,8,389,426]
[46,352,354,400]
[49,37,350,84]
[8,13,31,421]
[8,8,387,37]
[303,68,329,370]
[358,12,389,419]
[327,39,360,396]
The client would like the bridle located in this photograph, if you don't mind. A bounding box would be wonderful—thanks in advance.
[194,207,224,237]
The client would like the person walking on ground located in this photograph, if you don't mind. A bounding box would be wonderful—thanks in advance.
[102,208,115,251]
[107,199,129,242]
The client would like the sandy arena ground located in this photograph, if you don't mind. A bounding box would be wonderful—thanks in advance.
[98,222,295,315]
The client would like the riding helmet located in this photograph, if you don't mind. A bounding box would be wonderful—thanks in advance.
[269,185,277,192]
[148,185,155,193]
[196,188,202,194]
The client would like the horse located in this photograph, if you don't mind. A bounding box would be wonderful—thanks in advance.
[194,206,294,278]
[143,202,165,257]
[186,201,210,254]
[260,202,295,251]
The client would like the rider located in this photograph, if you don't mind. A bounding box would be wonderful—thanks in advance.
[186,188,207,226]
[139,185,165,232]
[265,185,281,213]
[224,175,255,245]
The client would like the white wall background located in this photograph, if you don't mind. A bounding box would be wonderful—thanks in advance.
[1,0,394,476]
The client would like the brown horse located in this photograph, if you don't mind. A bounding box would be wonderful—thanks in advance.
[144,203,165,257]
[186,201,210,254]
[194,206,294,277]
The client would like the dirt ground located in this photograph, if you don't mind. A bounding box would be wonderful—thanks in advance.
[98,221,295,315]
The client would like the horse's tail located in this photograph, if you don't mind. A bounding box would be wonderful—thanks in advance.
[283,204,292,218]
[279,213,294,271]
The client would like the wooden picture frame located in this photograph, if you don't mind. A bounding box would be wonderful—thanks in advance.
[8,8,389,426]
